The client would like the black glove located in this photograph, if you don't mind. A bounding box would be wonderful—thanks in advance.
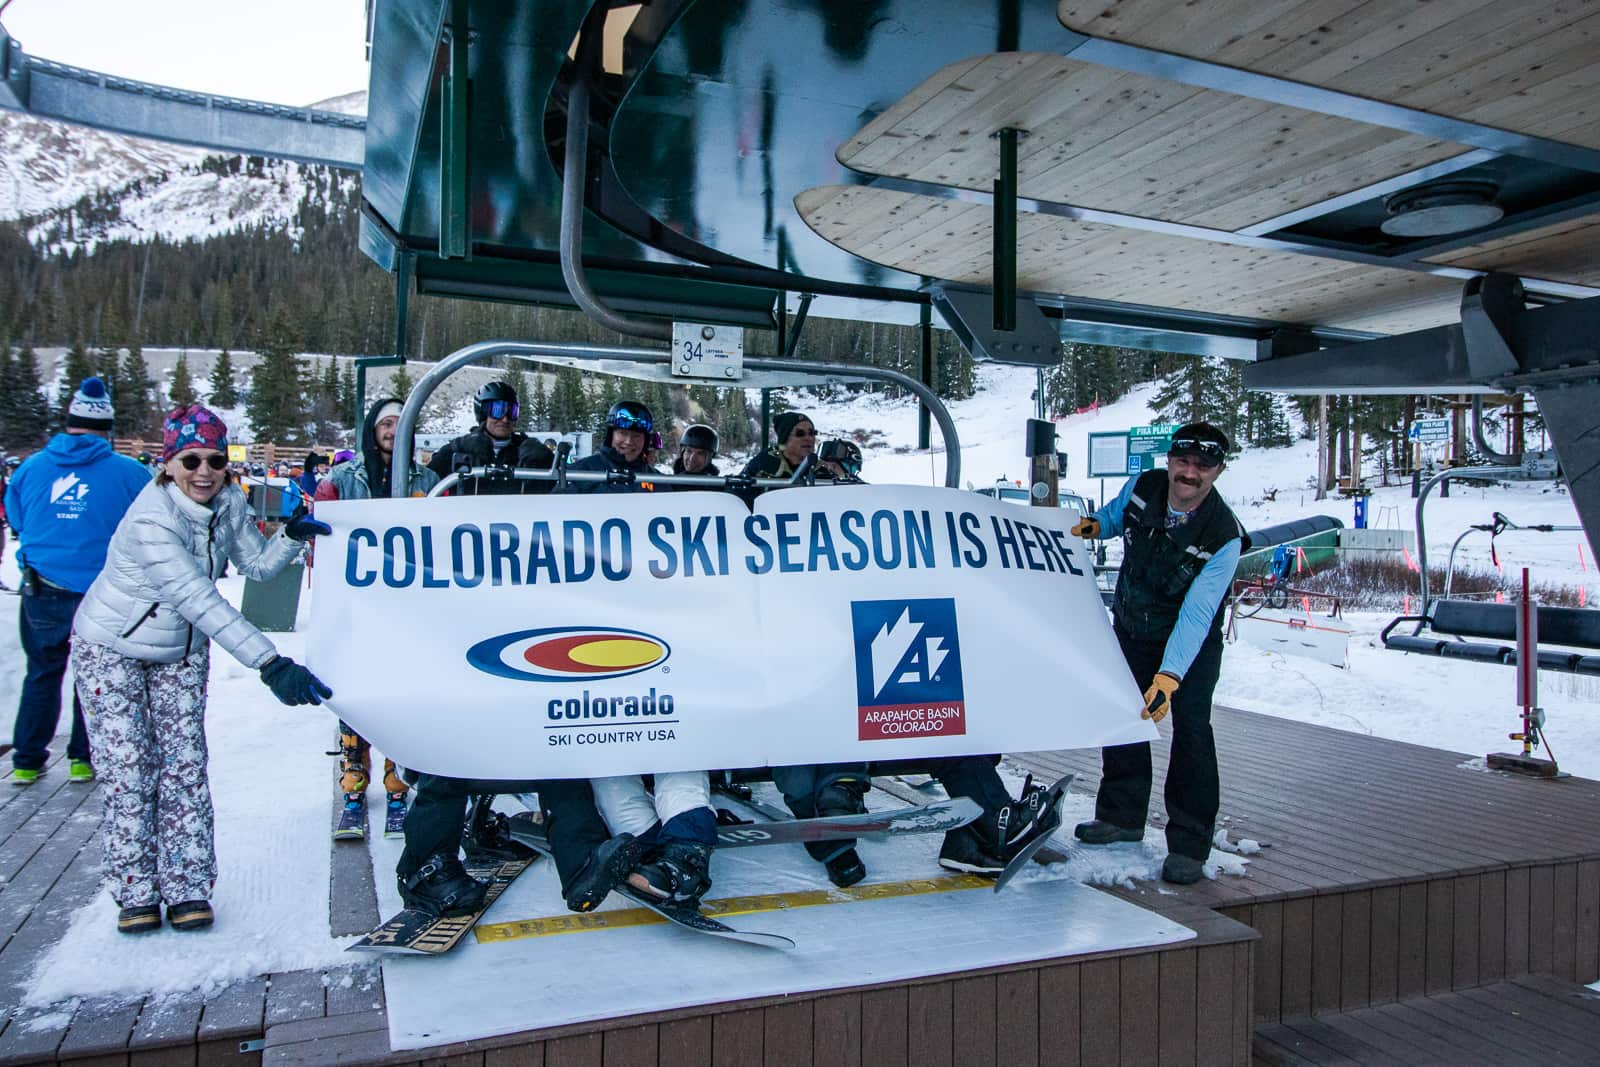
[284,505,332,543]
[260,655,333,706]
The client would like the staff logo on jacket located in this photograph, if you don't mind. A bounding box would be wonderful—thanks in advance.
[466,626,671,682]
[850,598,966,740]
[50,473,89,506]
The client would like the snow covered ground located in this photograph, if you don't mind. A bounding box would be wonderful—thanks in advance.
[2,365,1593,1005]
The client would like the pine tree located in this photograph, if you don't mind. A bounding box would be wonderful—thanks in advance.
[209,348,240,407]
[118,343,157,438]
[504,366,534,432]
[389,363,415,401]
[6,345,50,448]
[530,374,551,431]
[1150,355,1233,430]
[549,368,589,430]
[58,340,98,418]
[339,363,357,425]
[169,352,198,408]
[248,312,307,443]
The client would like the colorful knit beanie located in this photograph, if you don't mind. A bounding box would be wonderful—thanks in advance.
[162,404,230,461]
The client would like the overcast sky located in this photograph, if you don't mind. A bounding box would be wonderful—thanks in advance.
[2,0,370,108]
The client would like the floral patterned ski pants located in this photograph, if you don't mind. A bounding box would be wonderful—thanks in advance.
[73,639,216,907]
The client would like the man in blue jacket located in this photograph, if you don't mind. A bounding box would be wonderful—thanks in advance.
[1068,423,1248,885]
[6,378,150,785]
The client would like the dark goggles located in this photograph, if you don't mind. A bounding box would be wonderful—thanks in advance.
[1168,437,1226,466]
[611,409,654,433]
[483,399,520,421]
[178,453,229,471]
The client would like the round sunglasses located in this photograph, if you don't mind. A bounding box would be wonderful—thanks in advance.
[178,453,229,471]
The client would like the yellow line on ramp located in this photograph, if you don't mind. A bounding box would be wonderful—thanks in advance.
[474,873,993,944]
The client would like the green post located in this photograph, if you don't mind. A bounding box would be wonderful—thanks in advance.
[440,0,470,260]
[993,127,1018,332]
[918,302,933,450]
[354,252,410,427]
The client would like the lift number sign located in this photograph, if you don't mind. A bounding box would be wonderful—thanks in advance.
[671,323,745,381]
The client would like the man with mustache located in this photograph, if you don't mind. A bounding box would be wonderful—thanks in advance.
[1067,422,1248,885]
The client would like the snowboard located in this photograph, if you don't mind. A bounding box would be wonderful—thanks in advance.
[384,793,407,839]
[333,793,367,841]
[992,773,1074,892]
[617,886,794,950]
[713,795,980,848]
[347,857,536,955]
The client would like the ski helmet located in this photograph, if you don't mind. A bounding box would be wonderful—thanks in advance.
[680,423,718,454]
[4,455,21,470]
[137,451,153,466]
[603,399,654,448]
[473,381,520,424]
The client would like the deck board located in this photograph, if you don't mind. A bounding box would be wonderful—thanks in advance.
[4,706,1600,1063]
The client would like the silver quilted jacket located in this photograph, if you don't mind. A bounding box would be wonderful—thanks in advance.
[74,480,303,666]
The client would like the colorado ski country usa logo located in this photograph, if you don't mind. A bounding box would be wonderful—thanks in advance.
[850,598,966,740]
[466,626,671,682]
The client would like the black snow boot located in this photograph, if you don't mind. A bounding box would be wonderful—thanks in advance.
[564,833,648,913]
[398,853,488,918]
[802,778,870,864]
[941,778,1062,876]
[938,826,1007,875]
[824,848,867,888]
[630,841,714,907]
[462,794,536,866]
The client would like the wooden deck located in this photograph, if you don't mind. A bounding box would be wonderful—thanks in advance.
[0,706,1596,1065]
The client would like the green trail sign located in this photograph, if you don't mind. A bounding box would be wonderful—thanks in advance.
[1127,423,1176,474]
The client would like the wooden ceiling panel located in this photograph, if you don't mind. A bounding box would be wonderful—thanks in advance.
[797,185,1464,334]
[1427,218,1600,287]
[838,53,1462,233]
[1058,0,1600,148]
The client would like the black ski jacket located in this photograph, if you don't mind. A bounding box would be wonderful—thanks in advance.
[561,446,658,494]
[426,428,555,495]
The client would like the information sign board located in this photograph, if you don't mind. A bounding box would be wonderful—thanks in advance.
[1088,432,1130,478]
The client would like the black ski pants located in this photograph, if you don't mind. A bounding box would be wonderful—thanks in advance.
[1094,626,1224,862]
[398,776,608,893]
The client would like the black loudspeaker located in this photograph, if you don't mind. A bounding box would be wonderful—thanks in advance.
[1025,418,1056,457]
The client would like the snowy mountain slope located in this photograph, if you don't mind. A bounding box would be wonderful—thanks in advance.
[0,110,204,219]
[1,91,366,247]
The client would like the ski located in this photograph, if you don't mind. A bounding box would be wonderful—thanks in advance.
[993,773,1074,892]
[347,857,535,955]
[333,793,367,841]
[617,886,794,950]
[384,793,407,839]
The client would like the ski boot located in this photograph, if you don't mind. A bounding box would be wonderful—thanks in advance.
[398,853,488,918]
[629,841,714,907]
[462,794,536,866]
[940,776,1063,876]
[564,833,648,913]
[335,728,371,794]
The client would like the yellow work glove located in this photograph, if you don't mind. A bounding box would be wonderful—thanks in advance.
[1142,671,1180,722]
[1071,516,1101,539]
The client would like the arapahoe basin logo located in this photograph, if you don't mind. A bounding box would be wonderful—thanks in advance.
[466,626,671,682]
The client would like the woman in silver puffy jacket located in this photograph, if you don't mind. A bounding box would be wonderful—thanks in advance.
[71,404,333,935]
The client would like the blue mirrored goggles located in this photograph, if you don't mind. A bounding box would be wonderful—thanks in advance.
[1168,437,1225,465]
[484,400,520,421]
[611,409,653,433]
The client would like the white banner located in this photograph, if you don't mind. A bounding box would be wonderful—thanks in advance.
[307,486,1153,778]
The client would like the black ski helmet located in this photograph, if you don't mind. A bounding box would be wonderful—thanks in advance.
[473,381,519,424]
[603,399,654,448]
[680,423,718,454]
